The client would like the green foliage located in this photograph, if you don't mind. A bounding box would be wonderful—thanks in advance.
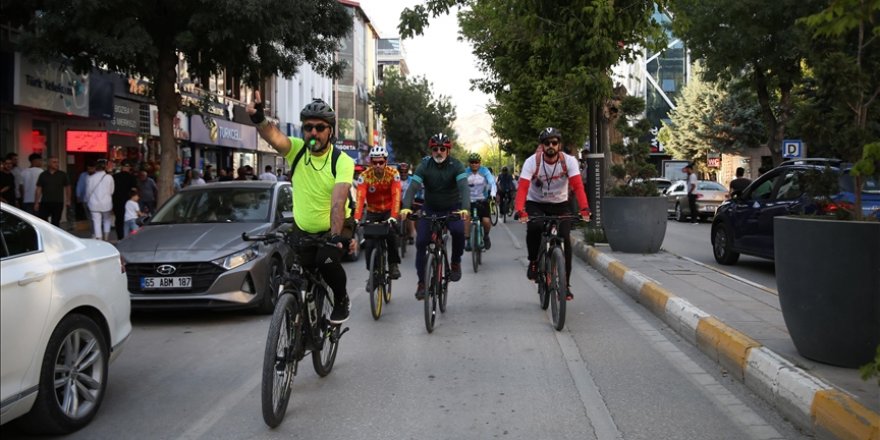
[852,142,880,179]
[370,69,457,164]
[859,345,880,386]
[581,225,607,245]
[608,96,659,197]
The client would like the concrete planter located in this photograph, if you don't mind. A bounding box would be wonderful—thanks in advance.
[775,216,880,367]
[602,197,667,253]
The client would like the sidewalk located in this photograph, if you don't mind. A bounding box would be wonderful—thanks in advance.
[569,237,879,440]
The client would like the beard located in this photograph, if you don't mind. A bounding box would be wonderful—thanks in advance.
[433,155,446,164]
[544,147,558,157]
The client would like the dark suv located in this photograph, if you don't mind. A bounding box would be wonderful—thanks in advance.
[711,158,880,265]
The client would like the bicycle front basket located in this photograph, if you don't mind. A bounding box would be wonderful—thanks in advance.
[363,223,392,238]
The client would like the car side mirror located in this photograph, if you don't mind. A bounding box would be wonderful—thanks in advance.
[279,211,294,224]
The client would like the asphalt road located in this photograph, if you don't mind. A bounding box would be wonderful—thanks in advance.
[659,220,778,291]
[3,221,804,439]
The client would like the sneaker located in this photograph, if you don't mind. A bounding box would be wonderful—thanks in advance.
[527,261,538,280]
[464,240,472,252]
[365,278,372,293]
[450,263,462,282]
[566,286,574,301]
[483,234,491,250]
[390,263,401,279]
[414,282,426,301]
[329,296,351,324]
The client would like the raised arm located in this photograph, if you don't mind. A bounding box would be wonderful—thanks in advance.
[247,90,292,156]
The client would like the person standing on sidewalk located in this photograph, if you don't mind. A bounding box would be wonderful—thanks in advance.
[123,189,143,238]
[76,162,96,220]
[259,165,278,181]
[0,157,16,204]
[684,163,699,224]
[87,159,115,240]
[728,167,751,198]
[136,170,159,214]
[34,156,71,227]
[112,160,138,240]
[20,153,44,215]
[6,153,23,207]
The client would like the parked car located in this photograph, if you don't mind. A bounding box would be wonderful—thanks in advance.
[665,180,728,221]
[629,177,673,194]
[116,181,294,313]
[711,159,880,265]
[1,203,131,434]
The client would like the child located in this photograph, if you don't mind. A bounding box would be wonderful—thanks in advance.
[123,188,143,238]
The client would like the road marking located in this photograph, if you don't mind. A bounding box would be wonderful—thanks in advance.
[574,266,784,440]
[179,371,261,440]
[500,221,522,249]
[668,252,778,296]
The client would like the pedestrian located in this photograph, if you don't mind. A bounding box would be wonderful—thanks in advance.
[20,153,44,215]
[86,159,115,240]
[181,168,194,188]
[203,164,215,182]
[76,162,96,220]
[123,188,143,238]
[728,167,751,198]
[244,165,256,180]
[190,169,207,186]
[6,152,23,207]
[259,165,278,181]
[136,170,158,214]
[0,157,16,204]
[218,168,233,182]
[684,163,699,224]
[112,160,138,240]
[34,156,71,227]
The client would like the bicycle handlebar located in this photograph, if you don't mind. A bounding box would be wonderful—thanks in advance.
[242,231,332,247]
[408,212,462,222]
[525,214,585,225]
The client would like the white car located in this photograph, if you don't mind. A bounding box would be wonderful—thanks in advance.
[0,203,131,434]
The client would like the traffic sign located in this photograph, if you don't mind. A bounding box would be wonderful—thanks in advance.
[782,139,803,158]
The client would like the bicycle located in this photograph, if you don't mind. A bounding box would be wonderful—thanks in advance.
[500,190,515,223]
[361,220,394,320]
[467,205,485,273]
[242,231,349,428]
[528,214,581,331]
[488,196,499,225]
[397,217,408,259]
[409,212,460,333]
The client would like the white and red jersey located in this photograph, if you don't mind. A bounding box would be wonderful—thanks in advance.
[520,153,580,203]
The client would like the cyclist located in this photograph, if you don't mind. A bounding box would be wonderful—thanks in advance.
[496,166,517,215]
[400,133,471,300]
[464,152,497,250]
[355,146,402,280]
[398,162,416,244]
[515,127,590,300]
[247,92,354,324]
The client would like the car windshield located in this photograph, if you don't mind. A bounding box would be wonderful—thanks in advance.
[698,182,727,191]
[840,173,880,195]
[150,187,272,224]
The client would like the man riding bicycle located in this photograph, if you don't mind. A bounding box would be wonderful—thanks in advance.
[515,127,590,300]
[398,162,417,244]
[248,92,354,324]
[400,133,471,300]
[464,153,497,251]
[355,145,402,280]
[497,166,517,213]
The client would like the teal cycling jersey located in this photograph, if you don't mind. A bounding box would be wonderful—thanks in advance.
[403,157,470,211]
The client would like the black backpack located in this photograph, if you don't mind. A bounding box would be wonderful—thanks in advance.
[289,145,355,211]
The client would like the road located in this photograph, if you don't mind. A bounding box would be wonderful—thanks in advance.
[3,222,803,439]
[660,220,777,291]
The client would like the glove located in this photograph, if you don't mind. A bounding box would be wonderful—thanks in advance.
[457,209,470,221]
[329,234,351,249]
[249,100,266,124]
[388,217,397,224]
[516,210,529,223]
[400,208,412,220]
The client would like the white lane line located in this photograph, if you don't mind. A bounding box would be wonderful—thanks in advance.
[179,372,261,440]
[574,267,784,440]
[500,221,522,249]
[667,252,778,296]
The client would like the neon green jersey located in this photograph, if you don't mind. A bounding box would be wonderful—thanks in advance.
[284,137,354,233]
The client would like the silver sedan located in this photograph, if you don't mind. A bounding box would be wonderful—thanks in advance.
[665,179,728,222]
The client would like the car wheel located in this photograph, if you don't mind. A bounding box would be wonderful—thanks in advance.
[675,203,686,222]
[712,223,740,265]
[17,314,109,434]
[257,257,284,314]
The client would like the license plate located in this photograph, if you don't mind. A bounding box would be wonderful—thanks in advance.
[140,277,192,289]
[702,205,718,212]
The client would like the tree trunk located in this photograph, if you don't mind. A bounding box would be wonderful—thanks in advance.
[753,67,782,165]
[156,49,180,206]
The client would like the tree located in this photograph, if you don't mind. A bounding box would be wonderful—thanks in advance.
[7,0,351,204]
[608,96,659,196]
[669,0,825,164]
[370,69,457,164]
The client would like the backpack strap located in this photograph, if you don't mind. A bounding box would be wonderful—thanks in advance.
[532,152,568,180]
[290,145,342,178]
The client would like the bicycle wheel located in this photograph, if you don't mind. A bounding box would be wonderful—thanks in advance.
[369,248,384,320]
[424,252,437,333]
[538,253,550,310]
[312,288,340,376]
[470,223,479,273]
[261,293,300,428]
[549,247,568,331]
[490,200,499,225]
[439,255,448,313]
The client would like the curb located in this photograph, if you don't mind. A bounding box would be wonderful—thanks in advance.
[570,237,880,440]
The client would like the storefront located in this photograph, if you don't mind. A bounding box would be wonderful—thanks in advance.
[148,105,190,176]
[190,114,257,179]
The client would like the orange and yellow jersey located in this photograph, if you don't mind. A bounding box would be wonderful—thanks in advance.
[355,166,401,221]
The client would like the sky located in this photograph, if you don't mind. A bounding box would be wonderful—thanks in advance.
[358,0,495,150]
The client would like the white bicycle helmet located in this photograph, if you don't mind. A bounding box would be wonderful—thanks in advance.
[369,145,389,158]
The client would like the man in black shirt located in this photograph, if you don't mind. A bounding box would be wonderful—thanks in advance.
[113,161,138,240]
[728,167,751,198]
[0,157,16,204]
[34,157,70,226]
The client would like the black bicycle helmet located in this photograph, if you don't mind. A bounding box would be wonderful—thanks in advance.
[300,99,336,126]
[428,133,452,149]
[539,127,562,143]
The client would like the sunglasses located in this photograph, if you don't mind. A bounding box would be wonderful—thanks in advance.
[431,146,448,153]
[543,140,560,147]
[371,161,386,166]
[303,123,330,133]
[469,161,480,164]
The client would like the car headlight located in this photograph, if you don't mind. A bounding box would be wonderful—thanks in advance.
[212,245,259,270]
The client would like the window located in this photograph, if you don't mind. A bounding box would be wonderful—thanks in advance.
[748,173,781,201]
[775,171,804,200]
[1,210,39,258]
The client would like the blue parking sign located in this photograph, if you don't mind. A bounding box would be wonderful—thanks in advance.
[782,140,803,158]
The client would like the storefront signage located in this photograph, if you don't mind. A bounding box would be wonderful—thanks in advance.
[180,93,226,117]
[110,99,141,133]
[191,115,256,149]
[149,105,190,140]
[586,153,604,227]
[13,53,90,117]
[66,130,107,153]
